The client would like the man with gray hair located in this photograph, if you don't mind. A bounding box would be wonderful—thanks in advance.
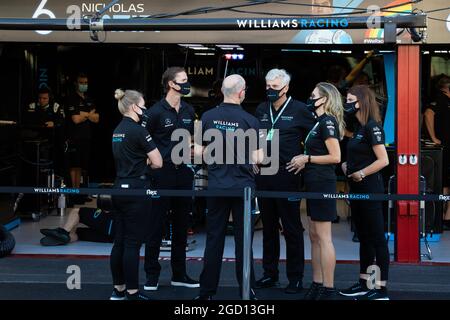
[254,68,317,294]
[194,74,262,300]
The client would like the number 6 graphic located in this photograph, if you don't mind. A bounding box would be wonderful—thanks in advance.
[32,0,56,35]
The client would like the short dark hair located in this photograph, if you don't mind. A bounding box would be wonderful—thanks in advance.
[162,67,185,92]
[77,72,88,81]
[437,75,450,90]
[38,87,51,96]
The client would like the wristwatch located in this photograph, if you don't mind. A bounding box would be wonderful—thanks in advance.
[359,170,366,179]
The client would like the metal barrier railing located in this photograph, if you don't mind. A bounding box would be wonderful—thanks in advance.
[1,185,449,300]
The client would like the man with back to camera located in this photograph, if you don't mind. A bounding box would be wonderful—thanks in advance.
[254,69,317,293]
[194,74,264,300]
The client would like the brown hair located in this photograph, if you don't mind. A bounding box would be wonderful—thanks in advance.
[347,85,381,125]
[162,67,186,92]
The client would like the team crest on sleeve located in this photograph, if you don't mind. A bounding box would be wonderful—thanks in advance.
[372,126,382,141]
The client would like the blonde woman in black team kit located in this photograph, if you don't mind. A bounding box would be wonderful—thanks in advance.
[287,82,344,300]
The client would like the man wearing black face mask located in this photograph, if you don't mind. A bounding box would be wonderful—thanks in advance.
[142,67,199,290]
[254,69,316,293]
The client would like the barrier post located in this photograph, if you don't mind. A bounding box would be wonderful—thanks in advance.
[242,186,252,300]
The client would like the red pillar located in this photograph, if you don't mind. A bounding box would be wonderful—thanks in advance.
[396,45,420,263]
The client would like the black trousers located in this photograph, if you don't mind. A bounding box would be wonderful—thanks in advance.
[200,196,256,296]
[110,178,152,290]
[349,173,389,281]
[144,163,194,279]
[256,170,304,282]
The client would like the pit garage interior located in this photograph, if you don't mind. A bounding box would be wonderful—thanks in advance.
[0,0,449,265]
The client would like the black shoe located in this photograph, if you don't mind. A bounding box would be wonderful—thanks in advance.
[126,291,153,300]
[339,280,369,297]
[254,276,279,289]
[352,233,360,242]
[40,228,71,244]
[316,287,340,300]
[40,236,68,246]
[285,280,303,294]
[356,288,389,300]
[193,295,213,300]
[171,275,200,288]
[110,288,126,300]
[303,282,322,300]
[144,278,159,291]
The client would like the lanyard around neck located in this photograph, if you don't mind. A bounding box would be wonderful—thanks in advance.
[269,96,292,128]
[304,122,320,155]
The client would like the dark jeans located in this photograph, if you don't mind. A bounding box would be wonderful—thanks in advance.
[349,173,389,281]
[200,196,256,296]
[144,163,194,280]
[110,178,152,290]
[256,170,305,282]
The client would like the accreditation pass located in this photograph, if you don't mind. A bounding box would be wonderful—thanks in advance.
[174,304,276,318]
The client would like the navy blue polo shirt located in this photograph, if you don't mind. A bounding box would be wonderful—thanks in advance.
[303,113,340,182]
[347,119,385,175]
[255,97,317,165]
[112,117,157,179]
[143,98,195,163]
[201,102,260,190]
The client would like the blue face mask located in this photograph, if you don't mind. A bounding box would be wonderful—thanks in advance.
[78,84,88,93]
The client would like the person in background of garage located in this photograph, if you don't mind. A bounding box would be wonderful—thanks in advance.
[65,73,99,204]
[24,87,66,175]
[287,82,344,300]
[25,87,65,130]
[143,67,199,291]
[423,75,450,227]
[194,74,263,300]
[110,89,162,300]
[254,69,316,294]
[338,85,390,300]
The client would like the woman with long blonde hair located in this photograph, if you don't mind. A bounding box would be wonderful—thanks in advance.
[287,82,344,300]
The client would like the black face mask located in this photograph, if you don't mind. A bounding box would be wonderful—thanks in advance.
[306,97,323,112]
[173,81,191,96]
[344,101,359,116]
[134,106,147,124]
[266,86,286,103]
